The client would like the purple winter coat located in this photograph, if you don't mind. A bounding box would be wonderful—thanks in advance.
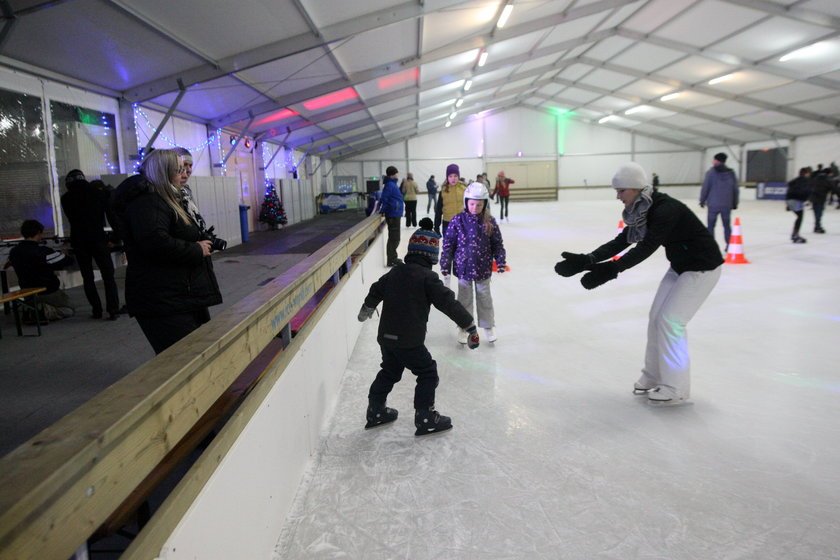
[440,211,506,281]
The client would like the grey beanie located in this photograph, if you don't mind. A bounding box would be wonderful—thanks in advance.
[611,162,648,190]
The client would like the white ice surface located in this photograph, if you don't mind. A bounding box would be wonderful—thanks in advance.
[274,195,840,560]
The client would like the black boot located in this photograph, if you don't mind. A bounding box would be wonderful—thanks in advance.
[365,403,398,429]
[814,226,826,233]
[414,406,452,436]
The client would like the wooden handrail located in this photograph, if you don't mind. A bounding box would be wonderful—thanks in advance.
[0,215,383,560]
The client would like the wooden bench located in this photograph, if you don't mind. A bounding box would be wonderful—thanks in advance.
[0,287,47,338]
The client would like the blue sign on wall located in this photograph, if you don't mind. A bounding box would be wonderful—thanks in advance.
[756,182,787,200]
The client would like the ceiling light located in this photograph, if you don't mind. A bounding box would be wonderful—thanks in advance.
[445,121,452,128]
[449,112,458,119]
[464,80,473,92]
[624,106,645,115]
[478,51,488,67]
[779,42,827,62]
[598,116,614,124]
[456,99,464,108]
[708,74,734,85]
[660,92,680,102]
[497,4,514,28]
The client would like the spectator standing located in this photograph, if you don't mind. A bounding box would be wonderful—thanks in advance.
[493,171,515,221]
[809,167,839,234]
[440,182,506,344]
[700,153,739,249]
[113,149,222,354]
[380,166,405,267]
[554,162,723,405]
[434,163,468,237]
[786,167,812,244]
[425,175,438,215]
[358,218,478,436]
[60,169,121,320]
[8,219,76,320]
[652,173,660,191]
[401,172,420,228]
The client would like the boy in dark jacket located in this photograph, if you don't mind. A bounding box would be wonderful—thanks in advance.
[358,218,478,436]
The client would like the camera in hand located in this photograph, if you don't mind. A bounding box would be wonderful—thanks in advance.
[202,226,227,252]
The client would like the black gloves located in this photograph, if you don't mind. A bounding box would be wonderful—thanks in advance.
[554,252,594,277]
[699,202,706,208]
[580,261,619,290]
[466,325,480,350]
[358,304,375,322]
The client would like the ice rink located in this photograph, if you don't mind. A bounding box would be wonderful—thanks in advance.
[274,192,840,560]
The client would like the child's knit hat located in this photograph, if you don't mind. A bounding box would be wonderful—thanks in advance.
[446,163,460,177]
[406,218,440,264]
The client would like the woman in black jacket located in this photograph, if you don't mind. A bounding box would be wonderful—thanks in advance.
[555,162,723,405]
[114,149,222,354]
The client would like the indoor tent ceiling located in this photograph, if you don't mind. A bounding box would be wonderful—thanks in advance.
[3,0,839,160]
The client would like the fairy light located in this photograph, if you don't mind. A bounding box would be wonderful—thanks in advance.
[133,105,221,172]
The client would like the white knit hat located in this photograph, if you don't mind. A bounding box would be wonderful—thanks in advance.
[612,162,648,190]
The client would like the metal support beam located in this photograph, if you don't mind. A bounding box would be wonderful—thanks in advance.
[143,79,187,154]
[219,113,255,167]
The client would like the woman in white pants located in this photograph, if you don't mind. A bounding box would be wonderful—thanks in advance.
[554,162,723,404]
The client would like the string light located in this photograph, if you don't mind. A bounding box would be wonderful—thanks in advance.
[133,104,222,171]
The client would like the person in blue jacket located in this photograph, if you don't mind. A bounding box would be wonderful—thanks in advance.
[380,165,405,266]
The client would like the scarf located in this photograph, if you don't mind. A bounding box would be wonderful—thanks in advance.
[622,185,654,243]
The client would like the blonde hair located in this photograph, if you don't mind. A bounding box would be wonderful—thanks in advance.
[141,149,191,224]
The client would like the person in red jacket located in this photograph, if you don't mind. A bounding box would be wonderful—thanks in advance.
[493,171,515,221]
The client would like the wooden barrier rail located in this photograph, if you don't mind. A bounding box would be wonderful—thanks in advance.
[0,215,383,560]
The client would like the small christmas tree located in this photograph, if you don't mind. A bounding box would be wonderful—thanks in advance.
[259,181,287,229]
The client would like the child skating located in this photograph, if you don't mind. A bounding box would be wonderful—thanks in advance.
[358,218,479,436]
[439,182,506,344]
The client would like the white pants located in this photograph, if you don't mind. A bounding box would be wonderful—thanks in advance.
[638,266,721,398]
[456,277,494,328]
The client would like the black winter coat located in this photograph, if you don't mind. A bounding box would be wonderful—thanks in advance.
[590,192,723,275]
[114,175,222,317]
[61,179,114,243]
[364,254,474,348]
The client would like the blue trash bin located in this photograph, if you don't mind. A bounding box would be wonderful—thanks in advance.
[239,205,251,243]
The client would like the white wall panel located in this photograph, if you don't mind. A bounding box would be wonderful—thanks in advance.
[356,141,406,161]
[635,152,702,185]
[794,134,840,176]
[559,154,628,187]
[564,119,632,154]
[409,119,483,158]
[485,108,556,157]
[633,134,694,153]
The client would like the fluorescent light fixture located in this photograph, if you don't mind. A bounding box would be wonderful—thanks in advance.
[624,106,645,115]
[449,112,458,119]
[445,121,452,128]
[497,4,513,28]
[478,51,488,67]
[464,80,473,92]
[708,74,734,85]
[660,92,680,102]
[598,115,614,124]
[779,42,826,62]
[456,98,464,108]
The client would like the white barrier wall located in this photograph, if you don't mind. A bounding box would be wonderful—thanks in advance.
[190,176,243,248]
[158,233,385,560]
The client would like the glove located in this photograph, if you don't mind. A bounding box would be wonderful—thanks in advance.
[699,202,706,208]
[580,261,619,290]
[554,252,594,277]
[357,304,375,322]
[466,325,480,350]
[733,205,738,210]
[496,264,506,274]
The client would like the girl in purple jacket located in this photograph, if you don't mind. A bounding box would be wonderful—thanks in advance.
[440,182,506,344]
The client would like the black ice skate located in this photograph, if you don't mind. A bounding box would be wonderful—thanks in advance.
[365,405,398,429]
[414,407,452,436]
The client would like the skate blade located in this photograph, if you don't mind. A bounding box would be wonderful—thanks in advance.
[364,418,397,430]
[414,425,453,437]
[632,388,651,395]
[647,398,691,407]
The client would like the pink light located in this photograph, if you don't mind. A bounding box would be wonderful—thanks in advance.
[303,88,358,111]
[377,68,419,91]
[253,109,298,127]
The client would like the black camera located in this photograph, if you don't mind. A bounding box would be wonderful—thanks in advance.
[202,226,227,252]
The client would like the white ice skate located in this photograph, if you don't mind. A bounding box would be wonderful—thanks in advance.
[647,385,688,405]
[484,328,497,343]
[457,328,468,344]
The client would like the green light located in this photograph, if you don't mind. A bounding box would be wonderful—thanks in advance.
[555,109,574,155]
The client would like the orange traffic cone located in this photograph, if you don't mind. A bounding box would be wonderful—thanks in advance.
[725,217,750,264]
[491,260,510,272]
[612,220,626,261]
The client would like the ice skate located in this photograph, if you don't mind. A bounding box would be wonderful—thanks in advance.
[792,234,807,244]
[633,382,655,395]
[414,407,452,436]
[457,328,468,344]
[365,405,398,429]
[484,327,497,343]
[647,385,688,405]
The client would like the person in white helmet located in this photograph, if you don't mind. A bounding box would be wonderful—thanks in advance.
[554,162,723,405]
[439,182,506,344]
